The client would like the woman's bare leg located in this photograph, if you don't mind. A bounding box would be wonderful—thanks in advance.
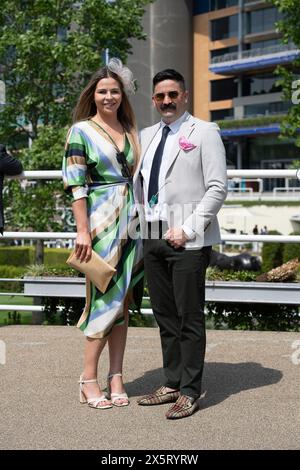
[81,336,108,399]
[107,296,129,403]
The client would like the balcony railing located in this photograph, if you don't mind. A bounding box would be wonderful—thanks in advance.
[211,42,298,64]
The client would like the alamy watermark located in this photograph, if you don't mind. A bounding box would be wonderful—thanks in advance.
[291,79,300,104]
[0,340,6,365]
[291,340,300,365]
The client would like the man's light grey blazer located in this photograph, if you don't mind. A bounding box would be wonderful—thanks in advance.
[133,113,228,248]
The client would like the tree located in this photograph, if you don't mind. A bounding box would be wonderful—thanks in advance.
[0,0,152,261]
[271,0,300,143]
[0,0,151,145]
[3,126,68,262]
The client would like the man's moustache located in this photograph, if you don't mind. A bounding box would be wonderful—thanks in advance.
[160,104,176,111]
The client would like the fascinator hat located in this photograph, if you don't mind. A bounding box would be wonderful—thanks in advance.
[107,58,136,94]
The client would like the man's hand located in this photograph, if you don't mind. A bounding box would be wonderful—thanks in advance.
[164,227,188,249]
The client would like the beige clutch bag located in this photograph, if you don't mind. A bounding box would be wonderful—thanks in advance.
[66,249,116,293]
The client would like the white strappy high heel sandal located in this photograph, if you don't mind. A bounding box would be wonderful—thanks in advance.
[79,375,112,409]
[107,372,130,407]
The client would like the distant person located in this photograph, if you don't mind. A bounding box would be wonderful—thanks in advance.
[0,144,23,234]
[252,224,259,252]
[260,226,268,235]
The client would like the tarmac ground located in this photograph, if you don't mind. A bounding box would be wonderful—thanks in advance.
[0,325,299,450]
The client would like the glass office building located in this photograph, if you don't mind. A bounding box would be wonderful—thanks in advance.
[127,0,299,189]
[193,0,300,188]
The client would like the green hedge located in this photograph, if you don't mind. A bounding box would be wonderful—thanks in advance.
[42,297,156,327]
[0,265,27,292]
[261,230,283,272]
[44,248,71,265]
[0,247,34,266]
[217,115,284,129]
[283,232,300,263]
[0,247,71,266]
[206,302,300,331]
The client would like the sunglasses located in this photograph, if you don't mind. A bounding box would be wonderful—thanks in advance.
[116,152,132,179]
[153,91,180,102]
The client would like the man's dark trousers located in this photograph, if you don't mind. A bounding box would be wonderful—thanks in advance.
[144,234,211,399]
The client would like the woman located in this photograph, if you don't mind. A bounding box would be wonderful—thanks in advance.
[62,58,143,409]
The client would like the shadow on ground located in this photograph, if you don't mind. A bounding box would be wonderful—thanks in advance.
[126,362,283,410]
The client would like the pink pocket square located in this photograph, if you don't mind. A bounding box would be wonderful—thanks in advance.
[179,136,197,151]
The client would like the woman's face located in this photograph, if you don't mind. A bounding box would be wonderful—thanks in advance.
[94,77,122,117]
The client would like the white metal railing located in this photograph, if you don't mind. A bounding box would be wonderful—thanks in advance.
[8,169,300,180]
[2,169,299,244]
[1,168,299,318]
[273,187,300,197]
[2,232,300,243]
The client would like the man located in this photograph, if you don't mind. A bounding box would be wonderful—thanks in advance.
[133,69,227,419]
[0,144,23,234]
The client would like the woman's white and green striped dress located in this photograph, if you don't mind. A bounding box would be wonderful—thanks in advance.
[62,120,143,338]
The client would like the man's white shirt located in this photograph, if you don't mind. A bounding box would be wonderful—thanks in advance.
[141,111,195,240]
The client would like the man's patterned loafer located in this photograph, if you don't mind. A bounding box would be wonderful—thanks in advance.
[137,386,180,406]
[165,395,199,419]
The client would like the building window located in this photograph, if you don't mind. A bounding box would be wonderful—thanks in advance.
[244,101,290,117]
[209,0,238,10]
[242,73,281,96]
[243,39,280,51]
[245,7,282,35]
[211,46,238,62]
[211,108,234,121]
[211,78,238,101]
[211,15,238,41]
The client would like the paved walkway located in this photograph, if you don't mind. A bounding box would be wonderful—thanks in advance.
[0,326,299,450]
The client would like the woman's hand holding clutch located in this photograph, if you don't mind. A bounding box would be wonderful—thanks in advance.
[75,231,92,262]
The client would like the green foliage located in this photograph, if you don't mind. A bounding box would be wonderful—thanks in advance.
[0,246,34,265]
[128,311,156,327]
[0,0,152,146]
[217,115,285,129]
[0,0,152,250]
[206,267,258,282]
[206,302,300,331]
[4,178,66,233]
[283,232,300,262]
[24,263,78,278]
[271,0,300,145]
[41,296,156,327]
[0,265,27,292]
[261,230,283,272]
[3,311,22,325]
[42,296,85,325]
[0,246,71,266]
[289,159,300,170]
[44,248,71,265]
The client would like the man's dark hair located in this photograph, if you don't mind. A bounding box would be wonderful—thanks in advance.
[153,69,186,92]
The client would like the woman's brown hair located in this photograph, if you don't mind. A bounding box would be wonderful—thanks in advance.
[72,65,140,171]
[72,67,136,133]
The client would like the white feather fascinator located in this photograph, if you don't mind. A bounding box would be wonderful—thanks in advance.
[107,58,136,94]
